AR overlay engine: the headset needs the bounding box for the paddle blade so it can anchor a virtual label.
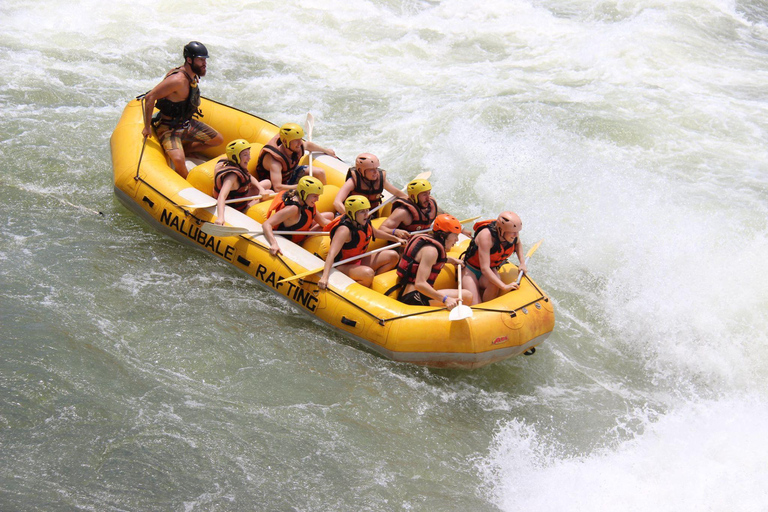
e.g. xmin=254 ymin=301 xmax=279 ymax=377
xmin=201 ymin=223 xmax=251 ymax=237
xmin=525 ymin=239 xmax=543 ymax=260
xmin=449 ymin=304 xmax=473 ymax=321
xmin=277 ymin=266 xmax=323 ymax=284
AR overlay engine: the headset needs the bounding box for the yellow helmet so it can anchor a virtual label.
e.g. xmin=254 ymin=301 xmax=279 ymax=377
xmin=279 ymin=123 xmax=305 ymax=148
xmin=225 ymin=139 xmax=251 ymax=165
xmin=406 ymin=179 xmax=432 ymax=202
xmin=297 ymin=176 xmax=323 ymax=202
xmin=344 ymin=195 xmax=371 ymax=222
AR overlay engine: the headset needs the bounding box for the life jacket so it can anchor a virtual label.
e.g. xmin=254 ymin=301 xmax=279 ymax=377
xmin=396 ymin=234 xmax=447 ymax=288
xmin=213 ymin=158 xmax=251 ymax=212
xmin=462 ymin=220 xmax=518 ymax=270
xmin=154 ymin=67 xmax=202 ymax=128
xmin=255 ymin=135 xmax=302 ymax=184
xmin=390 ymin=196 xmax=438 ymax=232
xmin=324 ymin=216 xmax=374 ymax=262
xmin=266 ymin=190 xmax=316 ymax=243
xmin=343 ymin=167 xmax=386 ymax=208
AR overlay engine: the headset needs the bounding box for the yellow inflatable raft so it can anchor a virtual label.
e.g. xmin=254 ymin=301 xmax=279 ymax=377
xmin=110 ymin=97 xmax=554 ymax=369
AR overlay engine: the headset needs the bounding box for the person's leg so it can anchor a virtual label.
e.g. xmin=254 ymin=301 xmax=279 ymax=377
xmin=479 ymin=271 xmax=503 ymax=303
xmin=158 ymin=127 xmax=189 ymax=178
xmin=367 ymin=249 xmax=399 ymax=275
xmin=427 ymin=287 xmax=473 ymax=307
xmin=461 ymin=267 xmax=482 ymax=305
xmin=184 ymin=120 xmax=223 ymax=155
xmin=339 ymin=262 xmax=375 ymax=287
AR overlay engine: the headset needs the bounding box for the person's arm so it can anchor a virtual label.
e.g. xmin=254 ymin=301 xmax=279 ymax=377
xmin=313 ymin=210 xmax=331 ymax=228
xmin=378 ymin=208 xmax=412 ymax=239
xmin=141 ymin=74 xmax=184 ymax=138
xmin=261 ymin=154 xmax=294 ymax=192
xmin=333 ymin=179 xmax=356 ymax=215
xmin=262 ymin=205 xmax=298 ymax=256
xmin=372 ymin=224 xmax=406 ymax=244
xmin=515 ymin=239 xmax=527 ymax=275
xmin=413 ymin=246 xmax=459 ymax=309
xmin=304 ymin=141 xmax=336 ymax=158
xmin=446 ymin=256 xmax=463 ymax=267
xmin=214 ymin=175 xmax=237 ymax=226
xmin=318 ymin=226 xmax=350 ymax=290
xmin=382 ymin=179 xmax=408 ymax=200
xmin=249 ymin=174 xmax=270 ymax=195
xmin=476 ymin=230 xmax=518 ymax=292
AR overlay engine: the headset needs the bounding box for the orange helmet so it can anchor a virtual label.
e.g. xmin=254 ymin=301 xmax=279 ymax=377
xmin=433 ymin=214 xmax=462 ymax=234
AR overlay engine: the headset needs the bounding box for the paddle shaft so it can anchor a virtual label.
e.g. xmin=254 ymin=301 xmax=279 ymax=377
xmin=201 ymin=222 xmax=329 ymax=238
xmin=180 ymin=193 xmax=275 ymax=209
xmin=515 ymin=239 xmax=543 ymax=284
xmin=408 ymin=216 xmax=480 ymax=235
xmin=278 ymin=242 xmax=402 ymax=284
xmin=306 ymin=113 xmax=315 ymax=177
xmin=369 ymin=171 xmax=432 ymax=215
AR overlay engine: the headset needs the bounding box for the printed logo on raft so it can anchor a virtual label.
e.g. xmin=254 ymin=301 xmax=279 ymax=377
xmin=159 ymin=208 xmax=319 ymax=313
xmin=491 ymin=336 xmax=508 ymax=345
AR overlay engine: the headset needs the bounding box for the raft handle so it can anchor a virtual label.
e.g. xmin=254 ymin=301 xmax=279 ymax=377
xmin=523 ymin=347 xmax=536 ymax=356
xmin=142 ymin=196 xmax=155 ymax=208
xmin=341 ymin=316 xmax=357 ymax=328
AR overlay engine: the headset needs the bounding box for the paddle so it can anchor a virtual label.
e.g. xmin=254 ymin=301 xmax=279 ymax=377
xmin=179 ymin=193 xmax=275 ymax=209
xmin=201 ymin=223 xmax=330 ymax=238
xmin=409 ymin=215 xmax=480 ymax=235
xmin=449 ymin=263 xmax=473 ymax=320
xmin=369 ymin=171 xmax=432 ymax=215
xmin=305 ymin=112 xmax=315 ymax=177
xmin=515 ymin=239 xmax=543 ymax=285
xmin=278 ymin=242 xmax=402 ymax=284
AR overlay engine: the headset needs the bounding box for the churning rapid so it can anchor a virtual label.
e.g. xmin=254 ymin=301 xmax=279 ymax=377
xmin=1 ymin=0 xmax=767 ymax=510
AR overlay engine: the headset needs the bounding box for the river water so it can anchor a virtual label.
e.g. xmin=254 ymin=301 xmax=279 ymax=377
xmin=2 ymin=0 xmax=767 ymax=510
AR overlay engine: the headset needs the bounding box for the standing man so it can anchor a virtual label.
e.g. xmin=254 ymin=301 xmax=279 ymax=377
xmin=461 ymin=211 xmax=527 ymax=305
xmin=142 ymin=41 xmax=224 ymax=178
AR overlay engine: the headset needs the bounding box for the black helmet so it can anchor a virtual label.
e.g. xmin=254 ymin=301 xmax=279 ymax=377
xmin=183 ymin=41 xmax=208 ymax=60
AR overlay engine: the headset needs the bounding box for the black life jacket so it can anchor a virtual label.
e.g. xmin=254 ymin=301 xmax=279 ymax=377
xmin=154 ymin=67 xmax=202 ymax=128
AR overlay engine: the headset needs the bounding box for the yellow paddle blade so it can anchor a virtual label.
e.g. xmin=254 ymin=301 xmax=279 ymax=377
xmin=278 ymin=265 xmax=324 ymax=284
xmin=525 ymin=239 xmax=543 ymax=260
xmin=458 ymin=215 xmax=480 ymax=224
